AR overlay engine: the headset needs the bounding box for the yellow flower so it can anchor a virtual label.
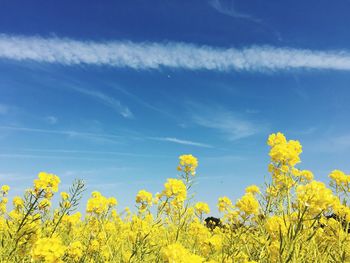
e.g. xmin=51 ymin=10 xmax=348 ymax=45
xmin=88 ymin=239 xmax=100 ymax=253
xmin=136 ymin=190 xmax=153 ymax=205
xmin=329 ymin=170 xmax=349 ymax=187
xmin=60 ymin=191 xmax=69 ymax=200
xmin=268 ymin=240 xmax=280 ymax=262
xmin=267 ymin=132 xmax=287 ymax=147
xmin=194 ymin=202 xmax=210 ymax=215
xmin=217 ymin=196 xmax=233 ymax=212
xmin=13 ymin=196 xmax=24 ymax=209
xmin=236 ymin=192 xmax=260 ymax=216
xmin=86 ymin=191 xmax=111 ymax=215
xmin=33 ymin=172 xmax=60 ymax=196
xmin=108 ymin=197 xmax=118 ymax=207
xmin=31 ymin=236 xmax=66 ymax=262
xmin=62 ymin=212 xmax=81 ymax=225
xmin=162 ymin=178 xmax=187 ymax=202
xmin=245 ymin=185 xmax=260 ymax=194
xmin=162 ymin=243 xmax=203 ymax=263
xmin=178 ymin=154 xmax=198 ymax=176
xmin=66 ymin=241 xmax=83 ymax=261
xmin=1 ymin=185 xmax=10 ymax=194
xmin=205 ymin=235 xmax=222 ymax=251
xmin=268 ymin=133 xmax=302 ymax=167
xmin=297 ymin=181 xmax=336 ymax=216
xmin=299 ymin=170 xmax=314 ymax=181
xmin=266 ymin=186 xmax=279 ymax=197
xmin=265 ymin=215 xmax=288 ymax=239
xmin=1 ymin=197 xmax=8 ymax=204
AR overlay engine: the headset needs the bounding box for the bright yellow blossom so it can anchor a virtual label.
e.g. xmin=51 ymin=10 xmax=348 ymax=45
xmin=236 ymin=192 xmax=260 ymax=216
xmin=329 ymin=170 xmax=349 ymax=187
xmin=194 ymin=201 xmax=210 ymax=215
xmin=31 ymin=236 xmax=66 ymax=262
xmin=162 ymin=178 xmax=187 ymax=201
xmin=245 ymin=185 xmax=260 ymax=194
xmin=178 ymin=154 xmax=198 ymax=176
xmin=12 ymin=196 xmax=24 ymax=208
xmin=217 ymin=196 xmax=233 ymax=212
xmin=33 ymin=172 xmax=60 ymax=196
xmin=162 ymin=243 xmax=203 ymax=263
xmin=60 ymin=191 xmax=69 ymax=200
xmin=1 ymin=185 xmax=10 ymax=194
xmin=66 ymin=241 xmax=83 ymax=261
xmin=136 ymin=189 xmax=153 ymax=204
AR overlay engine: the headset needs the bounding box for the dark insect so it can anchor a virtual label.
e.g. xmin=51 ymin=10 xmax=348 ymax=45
xmin=204 ymin=217 xmax=223 ymax=230
xmin=321 ymin=213 xmax=350 ymax=233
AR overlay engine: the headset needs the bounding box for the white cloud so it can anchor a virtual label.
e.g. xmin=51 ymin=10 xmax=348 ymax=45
xmin=153 ymin=137 xmax=212 ymax=148
xmin=189 ymin=103 xmax=263 ymax=140
xmin=1 ymin=34 xmax=350 ymax=72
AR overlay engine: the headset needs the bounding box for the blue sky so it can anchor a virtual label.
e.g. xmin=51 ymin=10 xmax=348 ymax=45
xmin=1 ymin=0 xmax=350 ymax=214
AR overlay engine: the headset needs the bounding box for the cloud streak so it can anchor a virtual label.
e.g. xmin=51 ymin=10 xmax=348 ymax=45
xmin=0 ymin=126 xmax=210 ymax=148
xmin=1 ymin=34 xmax=350 ymax=72
xmin=189 ymin=103 xmax=263 ymax=140
xmin=0 ymin=153 xmax=122 ymax=161
xmin=68 ymin=86 xmax=133 ymax=119
xmin=0 ymin=126 xmax=124 ymax=143
xmin=209 ymin=0 xmax=261 ymax=23
xmin=152 ymin=137 xmax=212 ymax=148
xmin=1 ymin=148 xmax=169 ymax=158
xmin=0 ymin=104 xmax=9 ymax=115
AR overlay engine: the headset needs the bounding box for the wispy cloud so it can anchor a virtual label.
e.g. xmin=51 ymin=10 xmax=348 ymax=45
xmin=0 ymin=153 xmax=122 ymax=161
xmin=113 ymin=86 xmax=176 ymax=120
xmin=45 ymin=115 xmax=58 ymax=124
xmin=68 ymin=86 xmax=133 ymax=119
xmin=2 ymin=34 xmax=350 ymax=72
xmin=209 ymin=0 xmax=261 ymax=23
xmin=0 ymin=126 xmax=124 ymax=143
xmin=309 ymin=134 xmax=350 ymax=153
xmin=152 ymin=137 xmax=212 ymax=148
xmin=189 ymin=103 xmax=264 ymax=140
xmin=0 ymin=104 xmax=9 ymax=115
xmin=0 ymin=125 xmax=210 ymax=148
xmin=0 ymin=173 xmax=33 ymax=181
xmin=1 ymin=148 xmax=168 ymax=158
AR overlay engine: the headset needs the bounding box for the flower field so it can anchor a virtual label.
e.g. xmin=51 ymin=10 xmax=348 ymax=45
xmin=1 ymin=132 xmax=350 ymax=262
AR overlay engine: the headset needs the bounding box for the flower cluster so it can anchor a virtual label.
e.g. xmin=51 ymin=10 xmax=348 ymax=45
xmin=194 ymin=202 xmax=210 ymax=216
xmin=33 ymin=172 xmax=60 ymax=197
xmin=136 ymin=189 xmax=153 ymax=211
xmin=268 ymin=132 xmax=302 ymax=166
xmin=162 ymin=178 xmax=187 ymax=202
xmin=86 ymin=191 xmax=117 ymax=215
xmin=0 ymin=133 xmax=349 ymax=263
xmin=177 ymin=154 xmax=198 ymax=176
xmin=31 ymin=237 xmax=66 ymax=262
